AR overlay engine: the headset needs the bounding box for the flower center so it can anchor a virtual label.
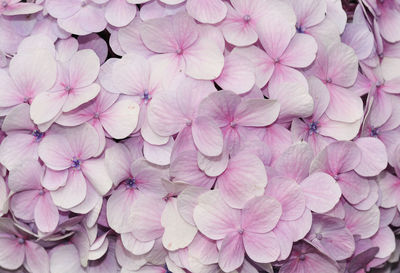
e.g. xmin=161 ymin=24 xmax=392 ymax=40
xmin=1 ymin=1 xmax=7 ymax=8
xmin=142 ymin=90 xmax=151 ymax=103
xmin=93 ymin=112 xmax=100 ymax=119
xmin=243 ymin=15 xmax=251 ymax=22
xmin=64 ymin=85 xmax=72 ymax=93
xmin=18 ymin=238 xmax=25 ymax=245
xmin=185 ymin=120 xmax=192 ymax=126
xmin=370 ymin=128 xmax=379 ymax=137
xmin=176 ymin=48 xmax=183 ymax=55
xmin=333 ymin=174 xmax=339 ymax=181
xmin=32 ymin=130 xmax=45 ymax=142
xmin=308 ymin=121 xmax=318 ymax=135
xmin=81 ymin=0 xmax=87 ymax=7
xmin=125 ymin=177 xmax=137 ymax=189
xmin=38 ymin=189 xmax=45 ymax=196
xmin=326 ymin=78 xmax=332 ymax=84
xmin=316 ymin=233 xmax=323 ymax=240
xmin=238 ymin=229 xmax=244 ymax=235
xmin=71 ymin=157 xmax=81 ymax=169
xmin=299 ymin=254 xmax=306 ymax=261
xmin=296 ymin=24 xmax=305 ymax=33
xmin=230 ymin=121 xmax=237 ymax=128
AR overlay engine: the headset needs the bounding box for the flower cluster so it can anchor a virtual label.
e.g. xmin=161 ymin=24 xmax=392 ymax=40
xmin=0 ymin=0 xmax=400 ymax=273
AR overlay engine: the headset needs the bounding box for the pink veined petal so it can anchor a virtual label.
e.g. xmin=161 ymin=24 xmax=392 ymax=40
xmin=81 ymin=158 xmax=112 ymax=196
xmin=161 ymin=198 xmax=197 ymax=251
xmin=2 ymin=103 xmax=34 ymax=131
xmin=273 ymin=222 xmax=294 ymax=260
xmin=193 ymin=190 xmax=241 ymax=240
xmin=0 ymin=237 xmax=25 ymax=270
xmin=317 ymin=43 xmax=358 ymax=87
xmin=218 ymin=232 xmax=245 ymax=272
xmin=34 ymin=193 xmax=59 ymax=233
xmin=118 ymin=19 xmax=153 ymax=57
xmin=46 ymin=0 xmax=82 ymax=19
xmin=106 ymin=188 xmax=137 ymax=233
xmin=0 ymin=133 xmax=39 ymax=170
xmin=50 ymin=169 xmax=87 ymax=209
xmin=147 ymin=90 xmax=187 ymax=136
xmin=220 ymin=4 xmax=258 ymax=47
xmin=9 ymin=49 xmax=57 ymax=97
xmin=265 ymin=177 xmax=306 ymax=221
xmin=101 ymin=98 xmax=140 ymax=139
xmin=215 ymin=52 xmax=256 ymax=94
xmin=140 ymin=14 xmax=196 ymax=53
xmin=105 ymin=0 xmax=137 ymax=27
xmin=49 ymin=245 xmax=85 ymax=273
xmin=308 ymin=76 xmax=330 ymax=121
xmin=7 ymin=159 xmax=42 ymax=193
xmin=188 ymin=233 xmax=218 ymax=265
xmin=267 ymin=67 xmax=314 ymax=122
xmin=381 ymin=57 xmax=400 ymax=81
xmin=192 ymin=116 xmax=223 ymax=157
xmin=355 ymin=180 xmax=379 ymax=211
xmin=370 ymin=226 xmax=395 ymax=258
xmin=177 ymin=186 xmax=208 ymax=226
xmin=121 ymin=233 xmax=154 ymax=255
xmin=116 ymin=237 xmax=147 ymax=270
xmin=217 ymin=152 xmax=268 ymax=209
xmin=104 ymin=144 xmax=132 ymax=185
xmin=183 ymin=35 xmax=224 ymax=80
xmin=131 ymin=159 xmax=167 ymax=196
xmin=300 ymin=172 xmax=341 ymax=213
xmin=354 ymin=137 xmax=388 ymax=177
xmin=242 ymin=196 xmax=282 ymax=233
xmin=25 ymin=241 xmax=50 ymax=273
xmin=30 ymin=91 xmax=66 ymax=124
xmin=143 ymin=138 xmax=174 ymax=166
xmin=56 ymin=37 xmax=79 ymax=63
xmin=131 ymin=196 xmax=165 ymax=241
xmin=318 ymin=115 xmax=362 ymax=141
xmin=68 ymin=49 xmax=100 ymax=88
xmin=310 ymin=141 xmax=362 ymax=175
xmin=78 ymin=34 xmax=108 ymax=65
xmin=256 ymin=15 xmax=295 ymax=60
xmin=273 ymin=142 xmax=314 ymax=183
xmin=69 ymin=182 xmax=100 ymax=214
xmin=342 ymin=21 xmax=374 ymax=60
xmin=243 ymin=231 xmax=280 ymax=263
xmin=325 ymin=84 xmax=364 ymax=123
xmin=377 ymin=5 xmax=400 ymax=43
xmin=112 ymin=54 xmax=152 ymax=96
xmin=38 ymin=134 xmax=73 ymax=171
xmin=186 ymin=0 xmax=227 ymax=24
xmin=231 ymin=46 xmax=275 ymax=88
xmin=344 ymin=203 xmax=380 ymax=239
xmin=10 ymin=190 xmax=39 ymax=221
xmin=280 ymin=33 xmax=318 ymax=68
xmin=65 ymin=123 xmax=99 ymax=160
xmin=337 ymin=171 xmax=370 ymax=205
xmin=63 ymin=84 xmax=100 ymax=112
xmin=76 ymin=4 xmax=107 ymax=34
xmin=170 ymin=152 xmax=215 ymax=188
xmin=2 ymin=2 xmax=42 ymax=16
xmin=378 ymin=171 xmax=400 ymax=208
xmin=42 ymin=168 xmax=69 ymax=191
xmin=288 ymin=0 xmax=327 ymax=29
xmin=307 ymin=214 xmax=355 ymax=261
xmin=0 ymin=69 xmax=20 ymax=108
xmin=234 ymin=98 xmax=280 ymax=127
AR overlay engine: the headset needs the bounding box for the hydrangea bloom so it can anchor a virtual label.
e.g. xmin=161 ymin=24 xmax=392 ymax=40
xmin=0 ymin=0 xmax=399 ymax=272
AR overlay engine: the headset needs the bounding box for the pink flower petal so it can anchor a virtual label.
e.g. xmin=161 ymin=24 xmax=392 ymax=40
xmin=42 ymin=169 xmax=69 ymax=191
xmin=192 ymin=116 xmax=223 ymax=157
xmin=0 ymin=69 xmax=20 ymax=108
xmin=186 ymin=0 xmax=227 ymax=24
xmin=10 ymin=190 xmax=39 ymax=221
xmin=101 ymin=98 xmax=140 ymax=139
xmin=106 ymin=188 xmax=137 ymax=233
xmin=30 ymin=91 xmax=66 ymax=124
xmin=69 ymin=49 xmax=100 ymax=88
xmin=81 ymin=158 xmax=112 ymax=196
xmin=234 ymin=98 xmax=280 ymax=127
xmin=215 ymin=52 xmax=256 ymax=94
xmin=281 ymin=33 xmax=317 ymax=68
xmin=354 ymin=137 xmax=388 ymax=177
xmin=0 ymin=237 xmax=25 ymax=270
xmin=105 ymin=0 xmax=137 ymax=27
xmin=25 ymin=241 xmax=50 ymax=273
xmin=300 ymin=172 xmax=341 ymax=213
xmin=344 ymin=203 xmax=380 ymax=239
xmin=242 ymin=196 xmax=282 ymax=233
xmin=161 ymin=198 xmax=197 ymax=251
xmin=243 ymin=231 xmax=280 ymax=263
xmin=50 ymin=170 xmax=87 ymax=209
xmin=265 ymin=177 xmax=306 ymax=221
xmin=121 ymin=233 xmax=154 ymax=255
xmin=370 ymin=227 xmax=395 ymax=258
xmin=193 ymin=190 xmax=241 ymax=240
xmin=218 ymin=232 xmax=244 ymax=272
xmin=217 ymin=152 xmax=267 ymax=209
xmin=338 ymin=171 xmax=370 ymax=205
xmin=49 ymin=244 xmax=84 ymax=273
xmin=63 ymin=84 xmax=100 ymax=112
xmin=34 ymin=193 xmax=59 ymax=233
